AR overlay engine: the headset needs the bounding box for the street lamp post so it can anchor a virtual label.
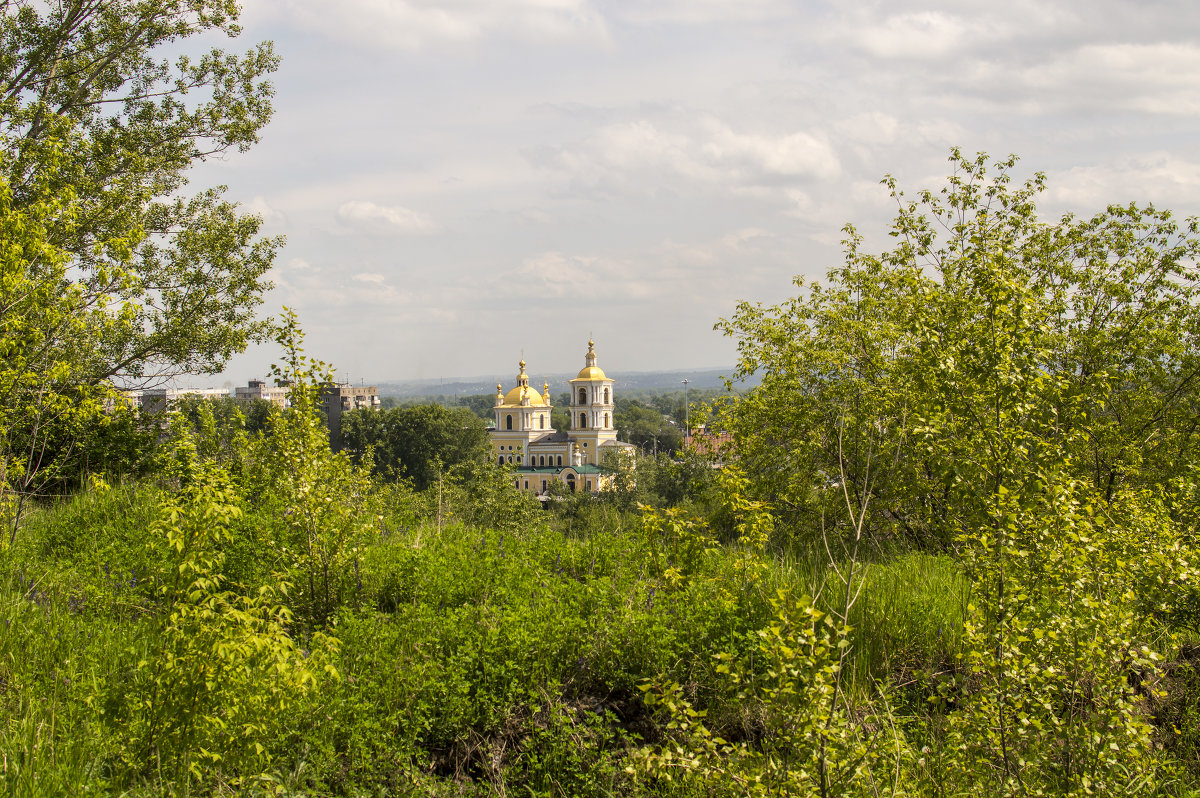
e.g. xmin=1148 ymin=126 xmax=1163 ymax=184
xmin=681 ymin=378 xmax=690 ymax=446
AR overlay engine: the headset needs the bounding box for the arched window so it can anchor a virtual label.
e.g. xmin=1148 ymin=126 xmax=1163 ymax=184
xmin=604 ymin=412 xmax=609 ymax=428
xmin=567 ymin=474 xmax=576 ymax=492
xmin=505 ymin=414 xmax=513 ymax=430
xmin=603 ymin=387 xmax=609 ymax=403
xmin=579 ymin=413 xmax=587 ymax=429
xmin=507 ymin=455 xmax=513 ymax=463
xmin=578 ymin=388 xmax=586 ymax=404
xmin=556 ymin=455 xmax=563 ymax=466
xmin=539 ymin=414 xmax=545 ymax=429
xmin=498 ymin=456 xmax=504 ymax=465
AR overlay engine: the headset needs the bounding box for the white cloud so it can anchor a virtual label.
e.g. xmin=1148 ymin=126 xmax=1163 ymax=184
xmin=1047 ymin=153 xmax=1200 ymax=212
xmin=1020 ymin=43 xmax=1200 ymax=115
xmin=335 ymin=200 xmax=438 ymax=235
xmin=846 ymin=10 xmax=986 ymax=61
xmin=267 ymin=0 xmax=611 ymax=50
xmin=495 ymin=251 xmax=627 ymax=301
xmin=835 ymin=112 xmax=901 ymax=146
xmin=545 ymin=115 xmax=839 ymax=196
xmin=700 ymin=120 xmax=840 ymax=180
xmin=243 ymin=195 xmax=286 ymax=228
xmin=613 ymin=0 xmax=794 ymax=25
xmin=822 ymin=4 xmax=1200 ymax=117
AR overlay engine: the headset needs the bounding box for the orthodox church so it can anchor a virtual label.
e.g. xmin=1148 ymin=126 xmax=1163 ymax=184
xmin=491 ymin=340 xmax=634 ymax=496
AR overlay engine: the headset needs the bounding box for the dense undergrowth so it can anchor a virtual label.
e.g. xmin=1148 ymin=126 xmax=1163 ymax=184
xmin=0 ymin=453 xmax=985 ymax=796
xmin=2 ymin=462 xmax=1196 ymax=795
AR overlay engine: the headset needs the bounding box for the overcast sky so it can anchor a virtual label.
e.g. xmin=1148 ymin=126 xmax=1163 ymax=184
xmin=196 ymin=0 xmax=1200 ymax=387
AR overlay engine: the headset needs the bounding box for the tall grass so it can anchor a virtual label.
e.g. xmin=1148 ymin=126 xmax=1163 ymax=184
xmin=767 ymin=545 xmax=967 ymax=695
xmin=1 ymin=480 xmax=973 ymax=794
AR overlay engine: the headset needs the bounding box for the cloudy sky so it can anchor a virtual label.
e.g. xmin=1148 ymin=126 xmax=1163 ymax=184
xmin=197 ymin=0 xmax=1200 ymax=386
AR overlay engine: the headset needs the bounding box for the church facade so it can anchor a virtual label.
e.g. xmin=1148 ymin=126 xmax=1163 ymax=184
xmin=491 ymin=341 xmax=634 ymax=496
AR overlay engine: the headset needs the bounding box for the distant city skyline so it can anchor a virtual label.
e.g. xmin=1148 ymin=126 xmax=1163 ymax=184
xmin=192 ymin=0 xmax=1200 ymax=386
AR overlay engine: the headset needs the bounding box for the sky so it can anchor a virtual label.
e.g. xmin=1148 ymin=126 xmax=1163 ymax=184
xmin=194 ymin=0 xmax=1200 ymax=387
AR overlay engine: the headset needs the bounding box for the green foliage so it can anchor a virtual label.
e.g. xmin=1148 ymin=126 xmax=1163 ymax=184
xmin=0 ymin=0 xmax=282 ymax=383
xmin=129 ymin=459 xmax=336 ymax=787
xmin=0 ymin=161 xmax=120 ymax=542
xmin=635 ymin=590 xmax=893 ymax=797
xmin=341 ymin=402 xmax=490 ymax=489
xmin=242 ymin=309 xmax=375 ymax=628
xmin=5 ymin=142 xmax=1200 ymax=794
xmin=616 ymin=399 xmax=683 ymax=454
xmin=919 ymin=474 xmax=1191 ymax=796
xmin=717 ymin=150 xmax=1200 ymax=549
xmin=1 ymin=0 xmax=282 ymax=540
xmin=439 ymin=458 xmax=546 ymax=535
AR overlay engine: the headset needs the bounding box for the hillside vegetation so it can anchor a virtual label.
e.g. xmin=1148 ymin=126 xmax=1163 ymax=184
xmin=3 ymin=153 xmax=1200 ymax=796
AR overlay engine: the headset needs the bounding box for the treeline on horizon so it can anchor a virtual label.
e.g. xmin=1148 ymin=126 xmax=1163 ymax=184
xmin=374 ymin=387 xmax=727 ymax=457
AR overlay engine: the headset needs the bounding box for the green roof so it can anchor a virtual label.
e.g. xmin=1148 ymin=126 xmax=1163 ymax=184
xmin=514 ymin=465 xmax=612 ymax=475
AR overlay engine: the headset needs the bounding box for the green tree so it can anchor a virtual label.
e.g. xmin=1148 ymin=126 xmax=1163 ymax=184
xmin=341 ymin=403 xmax=490 ymax=490
xmin=239 ymin=310 xmax=374 ymax=628
xmin=0 ymin=156 xmax=124 ymax=539
xmin=0 ymin=0 xmax=280 ymax=526
xmin=615 ymin=399 xmax=682 ymax=454
xmin=552 ymin=391 xmax=571 ymax=431
xmin=456 ymin=392 xmax=495 ymax=419
xmin=0 ymin=0 xmax=281 ymax=384
xmin=718 ymin=150 xmax=1200 ymax=548
xmin=703 ymin=150 xmax=1197 ymax=792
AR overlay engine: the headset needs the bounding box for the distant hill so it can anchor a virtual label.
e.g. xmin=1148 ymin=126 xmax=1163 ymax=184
xmin=375 ymin=367 xmax=755 ymax=399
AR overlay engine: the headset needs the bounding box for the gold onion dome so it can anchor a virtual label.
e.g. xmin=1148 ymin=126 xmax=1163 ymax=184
xmin=504 ymin=385 xmax=547 ymax=406
xmin=575 ymin=339 xmax=607 ymax=380
xmin=503 ymin=359 xmax=548 ymax=406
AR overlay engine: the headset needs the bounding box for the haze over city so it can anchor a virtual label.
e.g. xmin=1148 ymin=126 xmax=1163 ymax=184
xmin=200 ymin=0 xmax=1200 ymax=385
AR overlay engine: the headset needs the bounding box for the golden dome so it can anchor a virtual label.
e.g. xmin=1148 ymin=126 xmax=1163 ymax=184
xmin=499 ymin=358 xmax=548 ymax=406
xmin=573 ymin=339 xmax=607 ymax=380
xmin=503 ymin=385 xmax=548 ymax=406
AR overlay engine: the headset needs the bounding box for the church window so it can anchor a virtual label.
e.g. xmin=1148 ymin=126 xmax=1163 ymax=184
xmin=524 ymin=480 xmax=529 ymax=490
xmin=539 ymin=455 xmax=545 ymax=466
xmin=556 ymin=455 xmax=563 ymax=466
xmin=508 ymin=455 xmax=513 ymax=463
xmin=541 ymin=480 xmax=547 ymax=492
xmin=498 ymin=456 xmax=504 ymax=465
xmin=539 ymin=415 xmax=545 ymax=429
xmin=579 ymin=412 xmax=587 ymax=429
xmin=578 ymin=388 xmax=586 ymax=404
xmin=514 ymin=479 xmax=520 ymax=488
xmin=603 ymin=387 xmax=609 ymax=403
xmin=586 ymin=480 xmax=592 ymax=490
xmin=604 ymin=412 xmax=609 ymax=428
xmin=505 ymin=414 xmax=512 ymax=430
